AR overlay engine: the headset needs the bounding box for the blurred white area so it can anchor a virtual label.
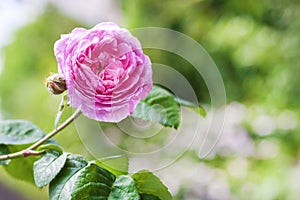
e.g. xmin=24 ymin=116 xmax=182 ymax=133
xmin=193 ymin=102 xmax=255 ymax=158
xmin=0 ymin=0 xmax=46 ymax=47
xmin=0 ymin=0 xmax=47 ymax=73
xmin=158 ymin=157 xmax=230 ymax=199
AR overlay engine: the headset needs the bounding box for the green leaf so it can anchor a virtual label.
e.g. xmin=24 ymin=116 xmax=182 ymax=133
xmin=132 ymin=85 xmax=180 ymax=129
xmin=71 ymin=163 xmax=116 ymax=200
xmin=0 ymin=144 xmax=10 ymax=165
xmin=175 ymin=97 xmax=206 ymax=117
xmin=37 ymin=143 xmax=64 ymax=154
xmin=140 ymin=194 xmax=160 ymax=200
xmin=132 ymin=170 xmax=172 ymax=200
xmin=0 ymin=120 xmax=44 ymax=145
xmin=108 ymin=175 xmax=140 ymax=200
xmin=34 ymin=150 xmax=67 ymax=187
xmin=49 ymin=154 xmax=88 ymax=200
xmin=49 ymin=155 xmax=116 ymax=200
xmin=4 ymin=144 xmax=37 ymax=184
xmin=96 ymin=155 xmax=128 ymax=177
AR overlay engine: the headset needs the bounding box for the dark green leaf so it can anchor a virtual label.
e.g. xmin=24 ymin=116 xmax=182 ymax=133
xmin=49 ymin=154 xmax=88 ymax=200
xmin=0 ymin=120 xmax=44 ymax=145
xmin=132 ymin=170 xmax=172 ymax=200
xmin=96 ymin=155 xmax=128 ymax=177
xmin=34 ymin=150 xmax=67 ymax=187
xmin=4 ymin=144 xmax=37 ymax=184
xmin=71 ymin=163 xmax=116 ymax=200
xmin=0 ymin=144 xmax=10 ymax=165
xmin=108 ymin=175 xmax=140 ymax=200
xmin=132 ymin=85 xmax=180 ymax=129
xmin=140 ymin=194 xmax=160 ymax=200
xmin=175 ymin=97 xmax=206 ymax=117
xmin=50 ymin=155 xmax=115 ymax=200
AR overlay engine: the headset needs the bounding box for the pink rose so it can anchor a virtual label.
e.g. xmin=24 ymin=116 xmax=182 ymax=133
xmin=54 ymin=22 xmax=152 ymax=122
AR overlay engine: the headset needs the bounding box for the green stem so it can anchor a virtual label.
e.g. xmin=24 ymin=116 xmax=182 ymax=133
xmin=0 ymin=108 xmax=81 ymax=161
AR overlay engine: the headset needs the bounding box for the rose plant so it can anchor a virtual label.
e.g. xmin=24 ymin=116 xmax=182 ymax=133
xmin=0 ymin=22 xmax=203 ymax=199
xmin=54 ymin=22 xmax=152 ymax=122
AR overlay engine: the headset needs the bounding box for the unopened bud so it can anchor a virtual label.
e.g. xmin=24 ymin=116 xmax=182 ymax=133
xmin=45 ymin=73 xmax=67 ymax=95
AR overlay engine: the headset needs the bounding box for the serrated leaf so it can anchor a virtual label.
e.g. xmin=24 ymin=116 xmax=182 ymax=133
xmin=34 ymin=150 xmax=67 ymax=187
xmin=0 ymin=144 xmax=10 ymax=165
xmin=4 ymin=144 xmax=37 ymax=184
xmin=132 ymin=85 xmax=180 ymax=129
xmin=175 ymin=97 xmax=206 ymax=117
xmin=132 ymin=170 xmax=172 ymax=200
xmin=108 ymin=175 xmax=140 ymax=200
xmin=0 ymin=120 xmax=44 ymax=145
xmin=49 ymin=155 xmax=116 ymax=200
xmin=96 ymin=155 xmax=128 ymax=177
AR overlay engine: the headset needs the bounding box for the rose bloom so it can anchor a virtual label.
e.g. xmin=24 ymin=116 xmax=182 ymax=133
xmin=54 ymin=22 xmax=152 ymax=122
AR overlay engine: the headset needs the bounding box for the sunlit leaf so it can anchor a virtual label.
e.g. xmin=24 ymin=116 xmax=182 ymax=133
xmin=132 ymin=170 xmax=172 ymax=200
xmin=96 ymin=155 xmax=128 ymax=177
xmin=132 ymin=85 xmax=180 ymax=129
xmin=175 ymin=97 xmax=206 ymax=117
xmin=34 ymin=150 xmax=67 ymax=187
xmin=108 ymin=175 xmax=140 ymax=200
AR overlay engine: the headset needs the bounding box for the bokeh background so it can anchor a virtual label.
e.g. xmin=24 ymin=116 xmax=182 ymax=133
xmin=0 ymin=0 xmax=299 ymax=199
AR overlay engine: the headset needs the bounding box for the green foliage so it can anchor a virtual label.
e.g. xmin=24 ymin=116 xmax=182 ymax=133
xmin=140 ymin=194 xmax=160 ymax=200
xmin=132 ymin=170 xmax=172 ymax=200
xmin=0 ymin=88 xmax=189 ymax=199
xmin=34 ymin=150 xmax=67 ymax=187
xmin=122 ymin=0 xmax=300 ymax=109
xmin=121 ymin=3 xmax=300 ymax=198
xmin=108 ymin=175 xmax=140 ymax=200
xmin=0 ymin=120 xmax=45 ymax=183
xmin=132 ymin=85 xmax=180 ymax=129
xmin=0 ymin=120 xmax=44 ymax=145
xmin=0 ymin=118 xmax=173 ymax=199
xmin=96 ymin=155 xmax=129 ymax=177
xmin=49 ymin=154 xmax=88 ymax=200
xmin=69 ymin=163 xmax=115 ymax=200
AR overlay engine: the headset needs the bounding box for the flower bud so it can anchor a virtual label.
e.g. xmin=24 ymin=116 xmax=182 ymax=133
xmin=45 ymin=73 xmax=67 ymax=95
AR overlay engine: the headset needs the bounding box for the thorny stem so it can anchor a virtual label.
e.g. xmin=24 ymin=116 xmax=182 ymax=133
xmin=0 ymin=108 xmax=81 ymax=161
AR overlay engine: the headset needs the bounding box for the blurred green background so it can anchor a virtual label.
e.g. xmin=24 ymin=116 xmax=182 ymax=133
xmin=0 ymin=0 xmax=300 ymax=199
